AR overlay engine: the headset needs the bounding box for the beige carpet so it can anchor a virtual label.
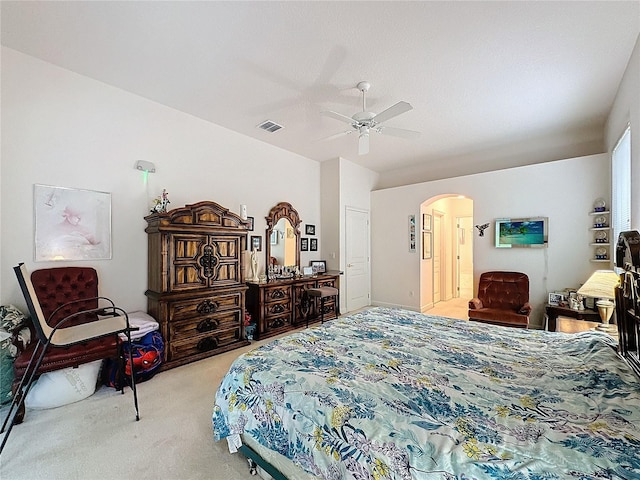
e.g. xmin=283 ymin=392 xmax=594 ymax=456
xmin=0 ymin=337 xmax=281 ymax=480
xmin=427 ymin=297 xmax=470 ymax=320
xmin=0 ymin=301 xmax=468 ymax=480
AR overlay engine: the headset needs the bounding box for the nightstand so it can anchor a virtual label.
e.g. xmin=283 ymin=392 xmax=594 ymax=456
xmin=545 ymin=304 xmax=601 ymax=331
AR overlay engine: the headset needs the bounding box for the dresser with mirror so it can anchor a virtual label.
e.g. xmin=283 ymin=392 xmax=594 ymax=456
xmin=246 ymin=201 xmax=340 ymax=339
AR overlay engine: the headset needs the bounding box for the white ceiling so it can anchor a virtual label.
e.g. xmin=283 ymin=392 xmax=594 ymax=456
xmin=2 ymin=1 xmax=639 ymax=187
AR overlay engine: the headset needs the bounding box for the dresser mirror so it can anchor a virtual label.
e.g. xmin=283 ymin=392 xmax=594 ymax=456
xmin=265 ymin=202 xmax=301 ymax=279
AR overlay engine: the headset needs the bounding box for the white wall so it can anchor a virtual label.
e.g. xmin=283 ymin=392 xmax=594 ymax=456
xmin=371 ymin=153 xmax=609 ymax=328
xmin=606 ymin=33 xmax=639 ymax=231
xmin=321 ymin=157 xmax=379 ymax=313
xmin=0 ymin=48 xmax=322 ymax=312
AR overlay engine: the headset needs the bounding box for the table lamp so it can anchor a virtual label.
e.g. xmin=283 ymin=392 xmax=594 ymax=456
xmin=576 ymin=270 xmax=621 ymax=332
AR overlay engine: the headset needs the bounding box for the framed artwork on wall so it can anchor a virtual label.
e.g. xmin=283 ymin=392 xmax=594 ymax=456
xmin=423 ymin=213 xmax=432 ymax=231
xmin=250 ymin=235 xmax=262 ymax=251
xmin=409 ymin=214 xmax=416 ymax=252
xmin=422 ymin=231 xmax=432 ymax=259
xmin=305 ymin=224 xmax=315 ymax=235
xmin=301 ymin=238 xmax=309 ymax=251
xmin=310 ymin=238 xmax=318 ymax=251
xmin=34 ymin=184 xmax=112 ymax=261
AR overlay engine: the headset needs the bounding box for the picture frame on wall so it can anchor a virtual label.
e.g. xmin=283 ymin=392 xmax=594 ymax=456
xmin=301 ymin=237 xmax=309 ymax=251
xmin=409 ymin=215 xmax=416 ymax=252
xmin=423 ymin=213 xmax=432 ymax=231
xmin=422 ymin=231 xmax=432 ymax=259
xmin=250 ymin=235 xmax=262 ymax=252
xmin=310 ymin=238 xmax=318 ymax=251
xmin=246 ymin=216 xmax=254 ymax=231
xmin=305 ymin=224 xmax=315 ymax=235
xmin=34 ymin=184 xmax=112 ymax=261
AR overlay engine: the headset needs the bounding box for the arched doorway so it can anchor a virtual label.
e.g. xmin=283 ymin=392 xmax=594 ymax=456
xmin=419 ymin=195 xmax=473 ymax=317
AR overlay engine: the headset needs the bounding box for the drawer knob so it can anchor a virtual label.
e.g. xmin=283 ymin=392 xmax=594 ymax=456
xmin=270 ymin=304 xmax=285 ymax=314
xmin=197 ymin=318 xmax=219 ymax=333
xmin=197 ymin=300 xmax=219 ymax=314
xmin=197 ymin=337 xmax=219 ymax=352
xmin=270 ymin=289 xmax=286 ymax=299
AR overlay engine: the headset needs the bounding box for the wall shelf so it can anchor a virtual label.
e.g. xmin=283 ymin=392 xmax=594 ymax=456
xmin=589 ymin=202 xmax=610 ymax=262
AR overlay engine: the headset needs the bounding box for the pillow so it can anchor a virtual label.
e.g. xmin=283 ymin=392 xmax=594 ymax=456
xmin=0 ymin=332 xmax=15 ymax=405
xmin=25 ymin=360 xmax=102 ymax=409
xmin=0 ymin=305 xmax=26 ymax=332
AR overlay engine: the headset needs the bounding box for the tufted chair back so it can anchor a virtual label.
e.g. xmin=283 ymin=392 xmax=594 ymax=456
xmin=468 ymin=271 xmax=531 ymax=328
xmin=31 ymin=267 xmax=99 ymax=327
xmin=476 ymin=271 xmax=529 ymax=310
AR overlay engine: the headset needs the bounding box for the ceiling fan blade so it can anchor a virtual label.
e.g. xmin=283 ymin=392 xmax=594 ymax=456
xmin=358 ymin=133 xmax=370 ymax=155
xmin=321 ymin=110 xmax=354 ymax=124
xmin=316 ymin=129 xmax=354 ymax=142
xmin=372 ymin=101 xmax=413 ymax=124
xmin=377 ymin=126 xmax=421 ymax=139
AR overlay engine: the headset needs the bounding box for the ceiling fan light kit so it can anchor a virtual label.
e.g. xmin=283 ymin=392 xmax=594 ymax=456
xmin=321 ymin=81 xmax=421 ymax=155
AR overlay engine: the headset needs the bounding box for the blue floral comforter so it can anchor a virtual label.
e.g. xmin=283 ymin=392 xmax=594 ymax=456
xmin=213 ymin=307 xmax=640 ymax=479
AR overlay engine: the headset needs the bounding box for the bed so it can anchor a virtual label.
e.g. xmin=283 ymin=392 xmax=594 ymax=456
xmin=212 ymin=307 xmax=640 ymax=479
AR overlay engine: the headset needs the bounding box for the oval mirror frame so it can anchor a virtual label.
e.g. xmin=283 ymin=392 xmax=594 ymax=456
xmin=265 ymin=202 xmax=301 ymax=276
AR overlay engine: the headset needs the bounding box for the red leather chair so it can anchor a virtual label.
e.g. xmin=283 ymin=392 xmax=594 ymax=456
xmin=11 ymin=267 xmax=119 ymax=423
xmin=468 ymin=271 xmax=531 ymax=328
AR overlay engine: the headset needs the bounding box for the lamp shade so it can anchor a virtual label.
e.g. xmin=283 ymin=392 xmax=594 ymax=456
xmin=576 ymin=270 xmax=620 ymax=300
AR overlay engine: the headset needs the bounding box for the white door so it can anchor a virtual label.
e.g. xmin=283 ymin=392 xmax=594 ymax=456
xmin=433 ymin=213 xmax=442 ymax=303
xmin=345 ymin=207 xmax=370 ymax=312
xmin=456 ymin=216 xmax=474 ymax=298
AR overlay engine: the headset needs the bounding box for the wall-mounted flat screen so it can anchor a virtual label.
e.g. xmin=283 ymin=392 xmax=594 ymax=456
xmin=495 ymin=217 xmax=548 ymax=248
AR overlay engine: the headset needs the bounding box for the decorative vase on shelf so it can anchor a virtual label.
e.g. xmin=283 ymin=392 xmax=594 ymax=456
xmin=593 ymin=198 xmax=606 ymax=212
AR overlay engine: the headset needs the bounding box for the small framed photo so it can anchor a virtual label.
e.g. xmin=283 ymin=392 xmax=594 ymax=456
xmin=310 ymin=238 xmax=318 ymax=251
xmin=422 ymin=231 xmax=432 ymax=259
xmin=250 ymin=235 xmax=262 ymax=252
xmin=246 ymin=216 xmax=254 ymax=231
xmin=305 ymin=224 xmax=316 ymax=235
xmin=423 ymin=213 xmax=432 ymax=231
xmin=302 ymin=266 xmax=314 ymax=276
xmin=548 ymin=292 xmax=566 ymax=306
xmin=409 ymin=214 xmax=416 ymax=252
xmin=310 ymin=260 xmax=326 ymax=274
xmin=301 ymin=237 xmax=309 ymax=251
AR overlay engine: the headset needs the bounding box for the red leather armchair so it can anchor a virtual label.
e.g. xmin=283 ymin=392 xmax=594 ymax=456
xmin=468 ymin=271 xmax=531 ymax=328
xmin=12 ymin=267 xmax=118 ymax=423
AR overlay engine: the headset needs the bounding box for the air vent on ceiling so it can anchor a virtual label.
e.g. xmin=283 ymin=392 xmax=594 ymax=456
xmin=257 ymin=120 xmax=284 ymax=133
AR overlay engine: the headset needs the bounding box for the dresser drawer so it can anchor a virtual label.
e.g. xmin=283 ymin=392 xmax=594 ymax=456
xmin=168 ymin=326 xmax=241 ymax=362
xmin=317 ymin=278 xmax=337 ymax=289
xmin=170 ymin=308 xmax=242 ymax=342
xmin=265 ymin=299 xmax=291 ymax=317
xmin=264 ymin=285 xmax=292 ymax=303
xmin=169 ymin=292 xmax=242 ymax=322
xmin=265 ymin=313 xmax=293 ymax=331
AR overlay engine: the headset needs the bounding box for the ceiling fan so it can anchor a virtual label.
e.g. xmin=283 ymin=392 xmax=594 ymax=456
xmin=321 ymin=81 xmax=420 ymax=155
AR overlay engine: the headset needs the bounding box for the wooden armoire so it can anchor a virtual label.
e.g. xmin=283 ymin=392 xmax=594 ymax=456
xmin=145 ymin=201 xmax=249 ymax=370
